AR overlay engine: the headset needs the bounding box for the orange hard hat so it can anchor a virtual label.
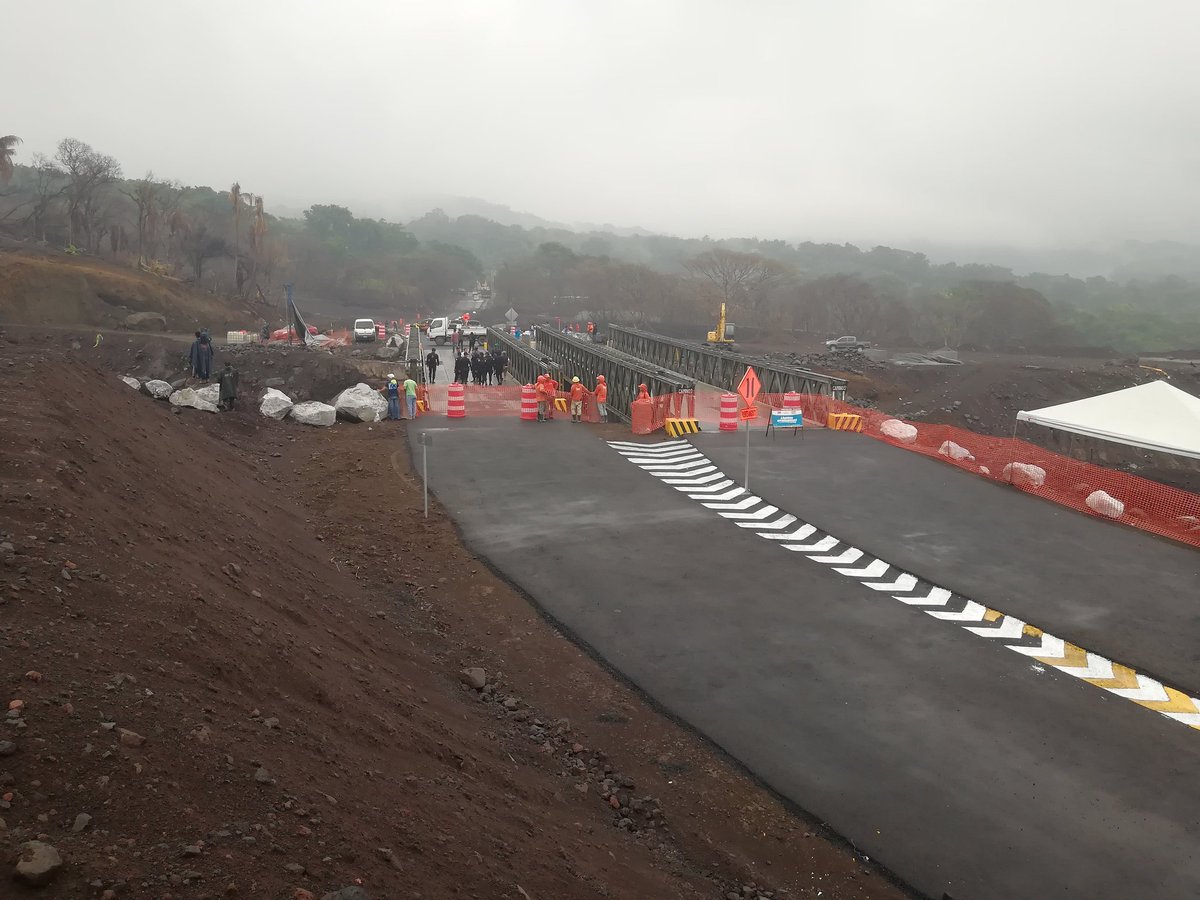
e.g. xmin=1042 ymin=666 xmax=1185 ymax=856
xmin=537 ymin=374 xmax=546 ymax=382
xmin=596 ymin=375 xmax=605 ymax=382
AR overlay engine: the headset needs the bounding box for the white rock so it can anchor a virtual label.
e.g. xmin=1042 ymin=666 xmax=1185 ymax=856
xmin=194 ymin=384 xmax=221 ymax=405
xmin=1002 ymin=462 xmax=1046 ymax=487
xmin=937 ymin=440 xmax=975 ymax=461
xmin=168 ymin=388 xmax=219 ymax=413
xmin=121 ymin=376 xmax=141 ymax=390
xmin=1085 ymin=489 xmax=1124 ymax=518
xmin=979 ymin=466 xmax=991 ymax=475
xmin=15 ymin=840 xmax=63 ymax=886
xmin=333 ymin=383 xmax=388 ymax=423
xmin=879 ymin=418 xmax=919 ymax=444
xmin=144 ymin=379 xmax=173 ymax=399
xmin=291 ymin=401 xmax=337 ymax=427
xmin=260 ymin=388 xmax=294 ymax=420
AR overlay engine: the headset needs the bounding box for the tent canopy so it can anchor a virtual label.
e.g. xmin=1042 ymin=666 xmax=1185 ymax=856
xmin=1016 ymin=380 xmax=1200 ymax=459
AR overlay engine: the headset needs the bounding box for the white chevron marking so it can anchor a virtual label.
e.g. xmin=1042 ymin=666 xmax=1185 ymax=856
xmin=702 ymin=496 xmax=762 ymax=511
xmin=690 ymin=487 xmax=745 ymax=502
xmin=663 ymin=473 xmax=726 ymax=486
xmin=1010 ymin=634 xmax=1065 ymax=659
xmin=627 ymin=452 xmax=703 ymax=464
xmin=928 ymin=600 xmax=986 ymax=622
xmin=637 ymin=459 xmax=708 ymax=471
xmin=1054 ymin=652 xmax=1114 ymax=681
xmin=680 ymin=480 xmax=734 ymax=494
xmin=1164 ymin=712 xmax=1200 ymax=726
xmin=661 ymin=469 xmax=721 ymax=483
xmin=759 ymin=524 xmax=818 ymax=541
xmin=864 ymin=573 xmax=918 ymax=593
xmin=894 ymin=586 xmax=952 ymax=606
xmin=745 ymin=513 xmax=798 ymax=530
xmin=1105 ymin=675 xmax=1170 ymax=703
xmin=609 ymin=440 xmax=690 ymax=451
xmin=781 ymin=535 xmax=839 ymax=553
xmin=965 ymin=616 xmax=1026 ymax=640
xmin=810 ymin=547 xmax=863 ymax=566
xmin=720 ymin=505 xmax=780 ymax=521
xmin=834 ymin=559 xmax=888 ymax=578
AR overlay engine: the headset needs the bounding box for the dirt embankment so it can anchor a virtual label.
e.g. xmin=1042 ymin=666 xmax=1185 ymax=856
xmin=0 ymin=244 xmax=255 ymax=334
xmin=0 ymin=332 xmax=908 ymax=899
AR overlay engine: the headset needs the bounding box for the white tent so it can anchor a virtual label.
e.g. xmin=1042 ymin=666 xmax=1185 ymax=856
xmin=1016 ymin=380 xmax=1200 ymax=459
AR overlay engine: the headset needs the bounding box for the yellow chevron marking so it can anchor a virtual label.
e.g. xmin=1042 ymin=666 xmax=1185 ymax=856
xmin=1023 ymin=624 xmax=1043 ymax=638
xmin=1084 ymin=662 xmax=1140 ymax=691
xmin=1136 ymin=685 xmax=1200 ymax=716
xmin=983 ymin=608 xmax=1003 ymax=622
xmin=1036 ymin=642 xmax=1088 ymax=669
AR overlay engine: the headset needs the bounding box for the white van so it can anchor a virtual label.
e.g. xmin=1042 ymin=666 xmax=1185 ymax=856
xmin=353 ymin=319 xmax=377 ymax=342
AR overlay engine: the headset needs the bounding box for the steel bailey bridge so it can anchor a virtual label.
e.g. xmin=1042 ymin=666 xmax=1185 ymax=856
xmin=534 ymin=327 xmax=696 ymax=424
xmin=486 ymin=327 xmax=562 ymax=386
xmin=606 ymin=324 xmax=847 ymax=399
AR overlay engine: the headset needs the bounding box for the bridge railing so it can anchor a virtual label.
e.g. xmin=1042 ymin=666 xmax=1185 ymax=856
xmin=606 ymin=323 xmax=847 ymax=399
xmin=404 ymin=326 xmax=425 ymax=383
xmin=486 ymin=327 xmax=562 ymax=386
xmin=534 ymin=327 xmax=696 ymax=424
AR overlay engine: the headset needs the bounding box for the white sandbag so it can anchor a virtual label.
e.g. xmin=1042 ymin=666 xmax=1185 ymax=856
xmin=333 ymin=383 xmax=388 ymax=423
xmin=938 ymin=440 xmax=975 ymax=461
xmin=1002 ymin=462 xmax=1046 ymax=487
xmin=291 ymin=401 xmax=336 ymax=427
xmin=1085 ymin=489 xmax=1124 ymax=519
xmin=144 ymin=379 xmax=173 ymax=399
xmin=259 ymin=388 xmax=294 ymax=420
xmin=880 ymin=418 xmax=918 ymax=444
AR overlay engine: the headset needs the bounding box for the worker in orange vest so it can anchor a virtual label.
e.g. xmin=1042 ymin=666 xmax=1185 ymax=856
xmin=534 ymin=374 xmax=549 ymax=423
xmin=636 ymin=383 xmax=650 ymax=401
xmin=569 ymin=376 xmax=586 ymax=423
xmin=594 ymin=375 xmax=608 ymax=423
xmin=545 ymin=375 xmax=558 ymax=420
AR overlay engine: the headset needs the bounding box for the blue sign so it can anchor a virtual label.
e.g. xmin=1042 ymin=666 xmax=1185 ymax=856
xmin=771 ymin=410 xmax=803 ymax=428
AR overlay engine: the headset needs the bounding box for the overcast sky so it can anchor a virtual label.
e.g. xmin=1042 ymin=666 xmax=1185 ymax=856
xmin=9 ymin=0 xmax=1200 ymax=249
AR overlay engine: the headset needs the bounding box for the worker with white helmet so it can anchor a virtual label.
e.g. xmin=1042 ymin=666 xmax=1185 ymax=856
xmin=569 ymin=376 xmax=585 ymax=423
xmin=380 ymin=373 xmax=401 ymax=421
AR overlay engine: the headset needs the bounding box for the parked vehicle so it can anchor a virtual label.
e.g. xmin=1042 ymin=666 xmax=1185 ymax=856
xmin=428 ymin=316 xmax=488 ymax=345
xmin=824 ymin=335 xmax=871 ymax=351
xmin=353 ymin=318 xmax=378 ymax=342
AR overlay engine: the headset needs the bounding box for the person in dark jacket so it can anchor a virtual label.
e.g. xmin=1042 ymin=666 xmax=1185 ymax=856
xmin=217 ymin=362 xmax=239 ymax=410
xmin=188 ymin=332 xmax=202 ymax=377
xmin=425 ymin=349 xmax=441 ymax=384
xmin=455 ymin=351 xmax=469 ymax=384
xmin=190 ymin=332 xmax=214 ymax=381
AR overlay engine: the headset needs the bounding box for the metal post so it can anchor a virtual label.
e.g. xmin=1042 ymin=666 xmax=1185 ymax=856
xmin=423 ymin=440 xmax=429 ymax=518
xmin=744 ymin=417 xmax=751 ymax=489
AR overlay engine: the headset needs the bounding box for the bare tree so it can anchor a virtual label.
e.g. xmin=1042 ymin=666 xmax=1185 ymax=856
xmin=55 ymin=138 xmax=121 ymax=250
xmin=684 ymin=248 xmax=786 ymax=322
xmin=0 ymin=135 xmax=20 ymax=184
xmin=122 ymin=172 xmax=160 ymax=261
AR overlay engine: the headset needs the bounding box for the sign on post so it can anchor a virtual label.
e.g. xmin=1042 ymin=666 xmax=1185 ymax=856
xmin=505 ymin=307 xmax=518 ymax=324
xmin=739 ymin=405 xmax=758 ymax=420
xmin=737 ymin=366 xmax=761 ymax=407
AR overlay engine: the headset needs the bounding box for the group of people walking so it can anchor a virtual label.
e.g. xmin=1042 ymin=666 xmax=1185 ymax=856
xmin=450 ymin=348 xmax=508 ymax=385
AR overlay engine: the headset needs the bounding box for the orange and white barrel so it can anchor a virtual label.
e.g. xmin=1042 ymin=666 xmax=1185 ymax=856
xmin=784 ymin=391 xmax=801 ymax=409
xmin=520 ymin=384 xmax=538 ymax=420
xmin=719 ymin=393 xmax=738 ymax=432
xmin=447 ymin=382 xmax=466 ymax=418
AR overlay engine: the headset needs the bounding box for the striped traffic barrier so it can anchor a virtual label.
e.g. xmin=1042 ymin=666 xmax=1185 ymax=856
xmin=827 ymin=412 xmax=863 ymax=432
xmin=719 ymin=393 xmax=738 ymax=432
xmin=447 ymin=382 xmax=466 ymax=418
xmin=665 ymin=417 xmax=701 ymax=437
xmin=520 ymin=384 xmax=538 ymax=421
xmin=784 ymin=391 xmax=801 ymax=409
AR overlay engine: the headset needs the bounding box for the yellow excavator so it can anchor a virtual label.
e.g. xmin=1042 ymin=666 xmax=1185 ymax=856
xmin=705 ymin=303 xmax=736 ymax=348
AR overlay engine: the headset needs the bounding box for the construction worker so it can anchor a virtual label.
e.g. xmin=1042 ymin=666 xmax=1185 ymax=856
xmin=545 ymin=374 xmax=558 ymax=419
xmin=594 ymin=375 xmax=608 ymax=423
xmin=569 ymin=376 xmax=585 ymax=423
xmin=403 ymin=373 xmax=419 ymax=419
xmin=535 ymin=374 xmax=549 ymax=422
xmin=381 ymin=373 xmax=401 ymax=420
xmin=217 ymin=362 xmax=239 ymax=410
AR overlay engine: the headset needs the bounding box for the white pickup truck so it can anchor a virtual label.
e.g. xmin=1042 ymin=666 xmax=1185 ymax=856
xmin=428 ymin=316 xmax=488 ymax=345
xmin=824 ymin=335 xmax=871 ymax=351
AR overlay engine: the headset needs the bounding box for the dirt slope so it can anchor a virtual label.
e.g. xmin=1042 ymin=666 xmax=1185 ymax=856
xmin=0 ymin=244 xmax=252 ymax=333
xmin=0 ymin=332 xmax=908 ymax=899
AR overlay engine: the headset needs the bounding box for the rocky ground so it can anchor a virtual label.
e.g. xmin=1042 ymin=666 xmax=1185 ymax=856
xmin=0 ymin=327 xmax=910 ymax=898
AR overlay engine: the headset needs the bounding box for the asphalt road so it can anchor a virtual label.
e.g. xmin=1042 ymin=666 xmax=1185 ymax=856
xmin=409 ymin=418 xmax=1200 ymax=900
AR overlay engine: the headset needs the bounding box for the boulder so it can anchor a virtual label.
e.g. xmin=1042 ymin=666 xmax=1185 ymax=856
xmin=375 ymin=345 xmax=402 ymax=360
xmin=144 ymin=379 xmax=173 ymax=399
xmin=168 ymin=388 xmax=220 ymax=413
xmin=123 ymin=311 xmax=167 ymax=331
xmin=120 ymin=376 xmax=141 ymax=390
xmin=260 ymin=388 xmax=294 ymax=420
xmin=321 ymin=888 xmax=370 ymax=900
xmin=937 ymin=440 xmax=974 ymax=462
xmin=194 ymin=384 xmax=221 ymax=405
xmin=879 ymin=418 xmax=919 ymax=444
xmin=1085 ymin=489 xmax=1125 ymax=519
xmin=1002 ymin=462 xmax=1046 ymax=487
xmin=291 ymin=401 xmax=337 ymax=427
xmin=14 ymin=840 xmax=64 ymax=886
xmin=333 ymin=383 xmax=388 ymax=423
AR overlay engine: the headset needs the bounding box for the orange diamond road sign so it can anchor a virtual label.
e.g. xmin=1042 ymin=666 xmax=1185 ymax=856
xmin=737 ymin=366 xmax=761 ymax=406
xmin=739 ymin=405 xmax=758 ymax=420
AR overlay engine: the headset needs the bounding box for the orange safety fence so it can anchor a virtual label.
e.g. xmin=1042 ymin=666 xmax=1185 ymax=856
xmin=420 ymin=384 xmax=603 ymax=422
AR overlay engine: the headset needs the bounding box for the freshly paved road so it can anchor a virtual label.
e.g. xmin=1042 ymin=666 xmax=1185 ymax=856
xmin=408 ymin=418 xmax=1200 ymax=900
